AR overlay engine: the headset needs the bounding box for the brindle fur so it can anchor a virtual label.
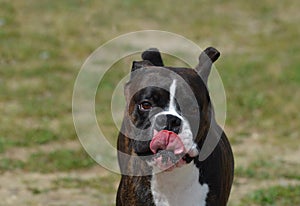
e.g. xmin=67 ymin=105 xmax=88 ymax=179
xmin=116 ymin=48 xmax=234 ymax=206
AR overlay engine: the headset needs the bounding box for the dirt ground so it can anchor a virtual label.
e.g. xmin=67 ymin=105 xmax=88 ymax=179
xmin=1 ymin=133 xmax=299 ymax=206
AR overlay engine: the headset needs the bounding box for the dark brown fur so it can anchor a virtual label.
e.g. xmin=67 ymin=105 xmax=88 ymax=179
xmin=116 ymin=48 xmax=234 ymax=206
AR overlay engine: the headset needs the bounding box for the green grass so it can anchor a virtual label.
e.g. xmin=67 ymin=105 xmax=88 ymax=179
xmin=22 ymin=174 xmax=119 ymax=195
xmin=0 ymin=0 xmax=300 ymax=205
xmin=26 ymin=149 xmax=96 ymax=173
xmin=235 ymin=158 xmax=300 ymax=180
xmin=241 ymin=185 xmax=300 ymax=206
xmin=53 ymin=175 xmax=119 ymax=194
xmin=0 ymin=149 xmax=96 ymax=173
xmin=0 ymin=158 xmax=25 ymax=171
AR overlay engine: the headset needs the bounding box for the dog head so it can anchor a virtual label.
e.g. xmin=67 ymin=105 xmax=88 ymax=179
xmin=124 ymin=47 xmax=220 ymax=171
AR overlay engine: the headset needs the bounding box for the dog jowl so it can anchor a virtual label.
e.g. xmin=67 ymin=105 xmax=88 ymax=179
xmin=116 ymin=48 xmax=234 ymax=206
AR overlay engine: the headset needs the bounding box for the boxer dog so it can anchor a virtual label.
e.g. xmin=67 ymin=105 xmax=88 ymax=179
xmin=116 ymin=47 xmax=234 ymax=206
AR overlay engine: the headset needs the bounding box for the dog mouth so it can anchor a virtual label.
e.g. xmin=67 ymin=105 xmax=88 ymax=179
xmin=148 ymin=130 xmax=191 ymax=172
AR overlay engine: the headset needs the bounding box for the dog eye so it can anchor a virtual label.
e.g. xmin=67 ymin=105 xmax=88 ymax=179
xmin=139 ymin=101 xmax=152 ymax=111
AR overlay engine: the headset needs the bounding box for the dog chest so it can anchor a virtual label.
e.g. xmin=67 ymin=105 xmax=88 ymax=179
xmin=151 ymin=163 xmax=209 ymax=206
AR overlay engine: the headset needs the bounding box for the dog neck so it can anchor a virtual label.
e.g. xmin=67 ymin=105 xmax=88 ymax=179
xmin=151 ymin=163 xmax=209 ymax=206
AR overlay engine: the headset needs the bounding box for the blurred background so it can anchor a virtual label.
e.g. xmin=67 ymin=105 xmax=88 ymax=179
xmin=1 ymin=0 xmax=299 ymax=205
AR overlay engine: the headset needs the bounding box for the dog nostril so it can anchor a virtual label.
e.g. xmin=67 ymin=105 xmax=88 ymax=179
xmin=168 ymin=115 xmax=181 ymax=126
xmin=154 ymin=114 xmax=181 ymax=133
xmin=166 ymin=115 xmax=181 ymax=134
xmin=174 ymin=118 xmax=181 ymax=127
xmin=172 ymin=126 xmax=180 ymax=134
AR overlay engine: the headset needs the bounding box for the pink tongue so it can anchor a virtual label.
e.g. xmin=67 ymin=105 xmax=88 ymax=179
xmin=150 ymin=130 xmax=185 ymax=155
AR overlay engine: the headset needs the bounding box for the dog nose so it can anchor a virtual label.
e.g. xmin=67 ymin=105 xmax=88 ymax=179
xmin=155 ymin=114 xmax=181 ymax=134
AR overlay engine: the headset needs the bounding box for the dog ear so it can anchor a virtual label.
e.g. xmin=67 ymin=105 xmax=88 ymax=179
xmin=195 ymin=47 xmax=220 ymax=84
xmin=126 ymin=60 xmax=153 ymax=102
xmin=131 ymin=60 xmax=154 ymax=72
xmin=141 ymin=48 xmax=164 ymax=66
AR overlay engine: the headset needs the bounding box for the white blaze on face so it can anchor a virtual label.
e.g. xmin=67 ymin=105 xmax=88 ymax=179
xmin=169 ymin=80 xmax=177 ymax=112
xmin=150 ymin=80 xmax=199 ymax=161
xmin=151 ymin=80 xmax=208 ymax=205
xmin=166 ymin=80 xmax=199 ymax=157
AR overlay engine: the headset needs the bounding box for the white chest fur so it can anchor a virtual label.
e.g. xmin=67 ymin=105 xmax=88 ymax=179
xmin=151 ymin=163 xmax=209 ymax=206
